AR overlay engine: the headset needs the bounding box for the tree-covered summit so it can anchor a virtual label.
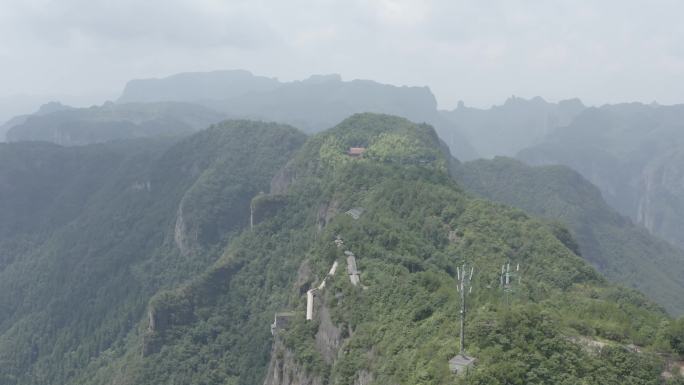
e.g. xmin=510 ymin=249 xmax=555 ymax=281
xmin=294 ymin=113 xmax=449 ymax=173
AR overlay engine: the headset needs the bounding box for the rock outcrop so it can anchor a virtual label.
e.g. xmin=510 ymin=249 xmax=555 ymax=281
xmin=270 ymin=161 xmax=297 ymax=195
xmin=263 ymin=339 xmax=324 ymax=385
xmin=314 ymin=304 xmax=342 ymax=364
xmin=173 ymin=198 xmax=193 ymax=255
xmin=636 ymin=149 xmax=684 ymax=248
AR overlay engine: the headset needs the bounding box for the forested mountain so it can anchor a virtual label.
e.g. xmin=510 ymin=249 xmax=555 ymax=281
xmin=2 ymin=114 xmax=682 ymax=384
xmin=518 ymin=103 xmax=684 ymax=249
xmin=5 ymin=101 xmax=226 ymax=145
xmin=440 ymin=97 xmax=585 ymax=158
xmin=454 ymin=157 xmax=684 ymax=315
xmin=0 ymin=122 xmax=306 ymax=385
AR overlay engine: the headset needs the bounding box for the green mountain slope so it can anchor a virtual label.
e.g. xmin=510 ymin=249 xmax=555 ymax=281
xmin=55 ymin=114 xmax=680 ymax=385
xmin=454 ymin=157 xmax=684 ymax=315
xmin=0 ymin=121 xmax=306 ymax=385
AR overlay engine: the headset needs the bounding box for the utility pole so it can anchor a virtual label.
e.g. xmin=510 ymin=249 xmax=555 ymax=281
xmin=456 ymin=264 xmax=474 ymax=355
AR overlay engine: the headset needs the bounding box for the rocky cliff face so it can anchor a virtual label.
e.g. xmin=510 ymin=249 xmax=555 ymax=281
xmin=516 ymin=103 xmax=684 ymax=249
xmin=263 ymin=339 xmax=324 ymax=385
xmin=636 ymin=149 xmax=684 ymax=248
xmin=263 ymin=253 xmax=348 ymax=385
xmin=313 ymin=306 xmax=342 ymax=364
xmin=442 ymin=96 xmax=585 ymax=158
xmin=520 ymin=144 xmax=684 ymax=250
xmin=263 ymin=347 xmax=375 ymax=385
xmin=270 ymin=160 xmax=297 ymax=195
xmin=263 ymin=302 xmax=362 ymax=385
xmin=173 ymin=197 xmax=194 ymax=256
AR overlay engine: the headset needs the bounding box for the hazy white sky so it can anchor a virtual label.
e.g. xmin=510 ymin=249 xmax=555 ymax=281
xmin=1 ymin=0 xmax=683 ymax=109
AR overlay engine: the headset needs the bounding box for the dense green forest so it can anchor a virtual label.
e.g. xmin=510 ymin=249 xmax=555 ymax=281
xmin=454 ymin=157 xmax=684 ymax=315
xmin=1 ymin=114 xmax=683 ymax=384
xmin=0 ymin=121 xmax=305 ymax=385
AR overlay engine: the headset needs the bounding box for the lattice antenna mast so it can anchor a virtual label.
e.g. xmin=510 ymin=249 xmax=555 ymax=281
xmin=456 ymin=264 xmax=474 ymax=355
xmin=500 ymin=262 xmax=521 ymax=305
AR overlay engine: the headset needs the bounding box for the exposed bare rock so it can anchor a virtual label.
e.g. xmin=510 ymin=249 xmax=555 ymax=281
xmin=317 ymin=200 xmax=339 ymax=232
xmin=173 ymin=197 xmax=195 ymax=255
xmin=636 ymin=149 xmax=684 ymax=248
xmin=315 ymin=305 xmax=342 ymax=364
xmin=353 ymin=370 xmax=373 ymax=385
xmin=295 ymin=261 xmax=314 ymax=295
xmin=262 ymin=340 xmax=324 ymax=385
xmin=271 ymin=161 xmax=297 ymax=195
xmin=263 ymin=302 xmax=344 ymax=385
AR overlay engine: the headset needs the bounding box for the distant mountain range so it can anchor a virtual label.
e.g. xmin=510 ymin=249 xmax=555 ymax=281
xmin=6 ymin=70 xmax=684 ymax=252
xmin=6 ymin=70 xmax=477 ymax=159
xmin=117 ymin=69 xmax=281 ymax=104
xmin=518 ymin=103 xmax=684 ymax=249
xmin=440 ymin=96 xmax=586 ymax=158
xmin=3 ymin=101 xmax=226 ymax=146
xmin=439 ymin=96 xmax=684 ymax=252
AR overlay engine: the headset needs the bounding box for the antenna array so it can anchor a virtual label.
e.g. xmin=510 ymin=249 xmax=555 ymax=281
xmin=500 ymin=262 xmax=521 ymax=305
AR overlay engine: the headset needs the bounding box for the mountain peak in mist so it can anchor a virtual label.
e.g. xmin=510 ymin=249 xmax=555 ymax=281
xmin=300 ymin=73 xmax=342 ymax=84
xmin=118 ymin=69 xmax=281 ymax=103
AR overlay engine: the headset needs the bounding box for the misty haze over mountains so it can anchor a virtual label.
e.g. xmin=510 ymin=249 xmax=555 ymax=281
xmin=3 ymin=68 xmax=684 ymax=384
xmin=5 ymin=69 xmax=684 ymax=250
xmin=5 ymin=1 xmax=684 ymax=383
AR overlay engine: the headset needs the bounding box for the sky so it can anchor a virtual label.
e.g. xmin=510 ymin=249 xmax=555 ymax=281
xmin=1 ymin=0 xmax=683 ymax=114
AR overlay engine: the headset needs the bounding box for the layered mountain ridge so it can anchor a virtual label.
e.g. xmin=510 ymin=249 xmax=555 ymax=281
xmin=1 ymin=113 xmax=681 ymax=384
xmin=6 ymin=70 xmax=477 ymax=160
xmin=518 ymin=103 xmax=684 ymax=249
